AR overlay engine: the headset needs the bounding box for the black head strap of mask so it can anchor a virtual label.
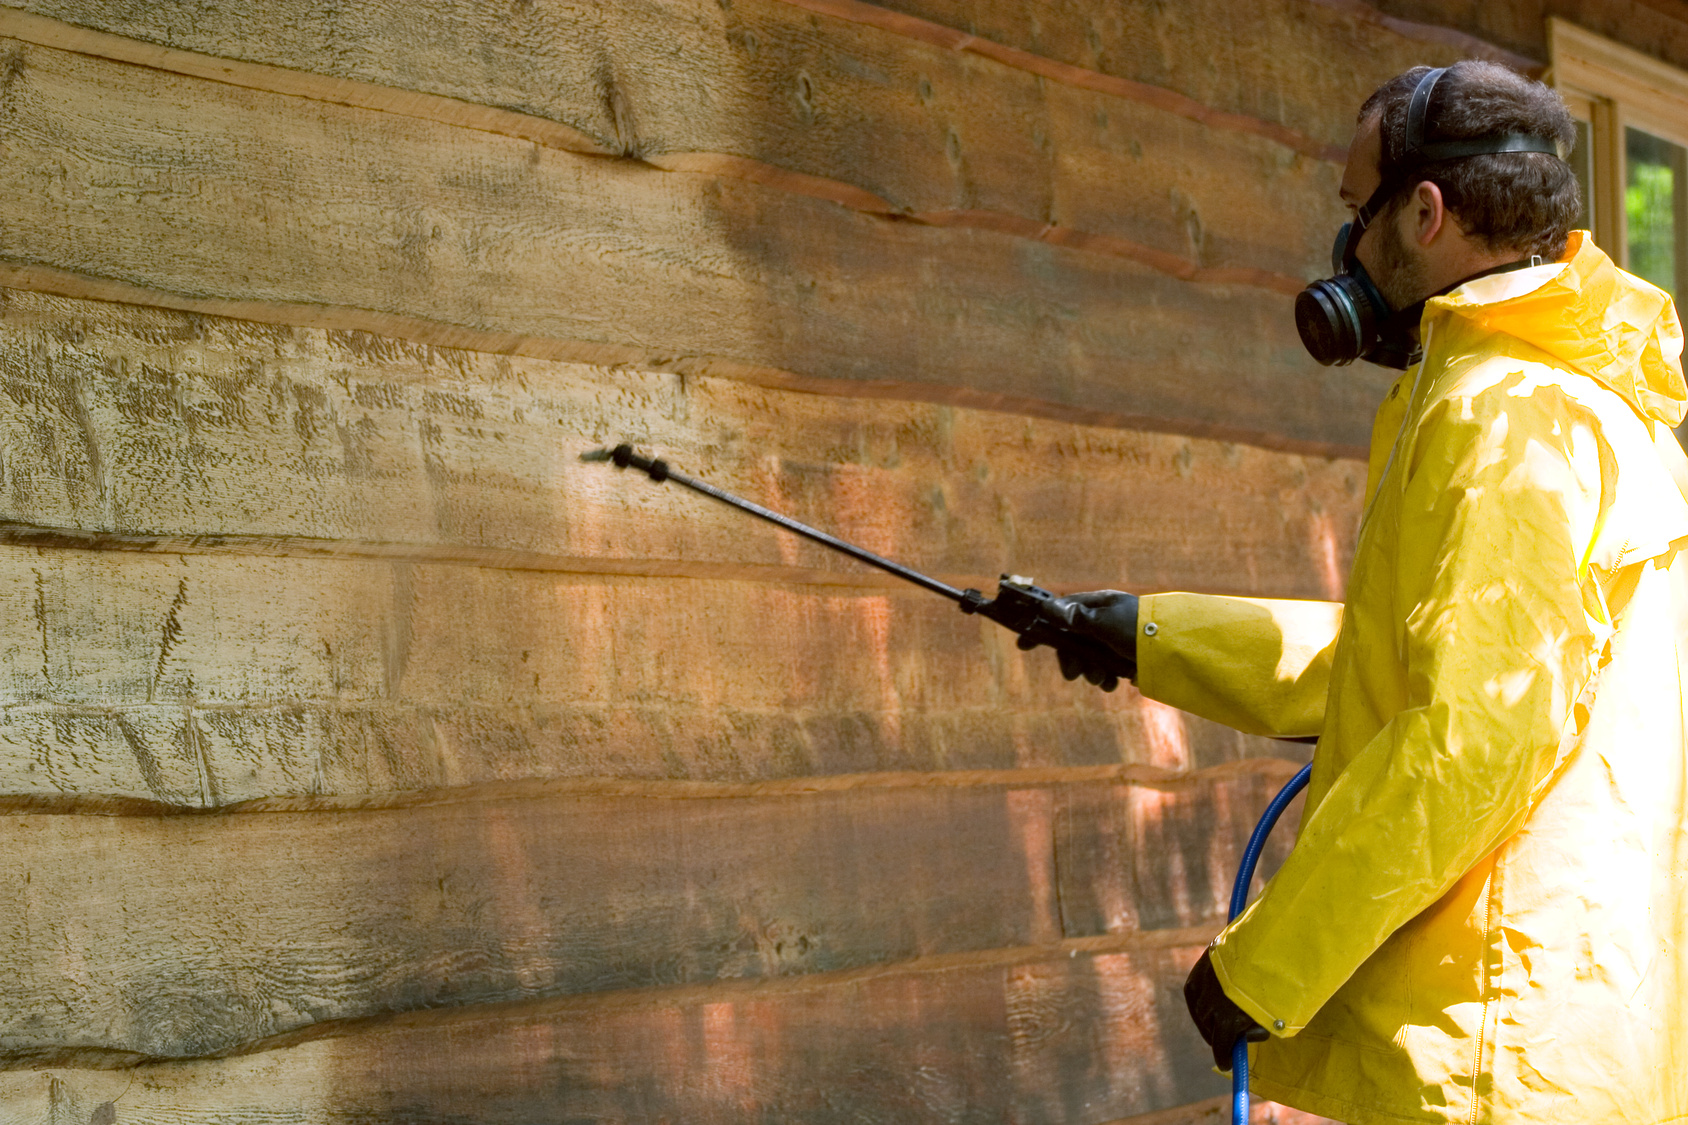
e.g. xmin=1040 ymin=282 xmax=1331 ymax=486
xmin=1337 ymin=67 xmax=1561 ymax=276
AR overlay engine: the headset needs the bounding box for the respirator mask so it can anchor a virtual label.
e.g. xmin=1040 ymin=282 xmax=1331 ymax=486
xmin=1294 ymin=67 xmax=1562 ymax=370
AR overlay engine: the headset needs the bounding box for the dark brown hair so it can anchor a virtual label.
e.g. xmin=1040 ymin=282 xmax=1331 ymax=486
xmin=1360 ymin=61 xmax=1580 ymax=259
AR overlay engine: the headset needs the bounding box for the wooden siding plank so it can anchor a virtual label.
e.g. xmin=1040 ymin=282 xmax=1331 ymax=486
xmin=828 ymin=0 xmax=1505 ymax=150
xmin=1054 ymin=774 xmax=1305 ymax=937
xmin=0 ymin=940 xmax=1232 ymax=1122
xmin=0 ymin=290 xmax=1365 ymax=597
xmin=0 ymin=775 xmax=1291 ymax=1062
xmin=0 ymin=699 xmax=1285 ymax=808
xmin=0 ymin=37 xmax=1392 ymax=452
xmin=0 ymin=549 xmax=1305 ymax=801
xmin=0 ymin=0 xmax=1345 ymax=284
xmin=0 ymin=787 xmax=1051 ymax=1060
xmin=1364 ymin=0 xmax=1688 ymax=75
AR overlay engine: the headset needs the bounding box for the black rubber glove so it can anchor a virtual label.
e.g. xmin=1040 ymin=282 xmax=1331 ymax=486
xmin=1184 ymin=946 xmax=1269 ymax=1071
xmin=1047 ymin=590 xmax=1139 ymax=685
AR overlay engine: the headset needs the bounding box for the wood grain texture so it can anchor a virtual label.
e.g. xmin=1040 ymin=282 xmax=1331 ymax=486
xmin=0 ymin=289 xmax=1365 ymax=593
xmin=0 ymin=1055 xmax=1338 ymax=1125
xmin=0 ymin=1 xmax=1363 ymax=1117
xmin=1297 ymin=0 xmax=1542 ymax=65
xmin=0 ymin=547 xmax=1312 ymax=802
xmin=1054 ymin=770 xmax=1306 ymax=937
xmin=1369 ymin=0 xmax=1688 ymax=73
xmin=0 ymin=36 xmax=1394 ymax=453
xmin=773 ymin=0 xmax=1348 ymax=163
xmin=0 ymin=0 xmax=1345 ymax=286
xmin=0 ymin=5 xmax=614 ymax=155
xmin=0 ymin=939 xmax=1237 ymax=1122
xmin=0 ymin=773 xmax=1297 ymax=1062
xmin=855 ymin=0 xmax=1492 ymax=151
xmin=0 ymin=290 xmax=1348 ymax=799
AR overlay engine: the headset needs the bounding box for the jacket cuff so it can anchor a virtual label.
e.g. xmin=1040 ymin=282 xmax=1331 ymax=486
xmin=1209 ymin=940 xmax=1302 ymax=1038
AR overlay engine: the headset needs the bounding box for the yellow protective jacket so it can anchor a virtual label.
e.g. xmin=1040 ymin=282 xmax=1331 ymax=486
xmin=1136 ymin=232 xmax=1688 ymax=1124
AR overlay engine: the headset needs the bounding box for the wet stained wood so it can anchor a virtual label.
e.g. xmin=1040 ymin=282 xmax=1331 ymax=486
xmin=0 ymin=773 xmax=1298 ymax=1061
xmin=0 ymin=0 xmax=1376 ymax=1119
xmin=0 ymin=0 xmax=1344 ymax=283
xmin=0 ymin=547 xmax=1307 ymax=802
xmin=0 ymin=939 xmax=1230 ymax=1122
xmin=1101 ymin=1099 xmax=1339 ymax=1125
xmin=0 ymin=290 xmax=1365 ymax=597
xmin=0 ymin=37 xmax=1392 ymax=453
xmin=0 ymin=786 xmax=1050 ymax=1059
xmin=1054 ymin=772 xmax=1306 ymax=936
xmin=854 ymin=0 xmax=1484 ymax=151
xmin=0 ymin=698 xmax=1302 ymax=807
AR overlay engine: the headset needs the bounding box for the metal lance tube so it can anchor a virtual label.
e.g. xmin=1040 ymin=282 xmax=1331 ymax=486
xmin=587 ymin=443 xmax=1139 ymax=691
xmin=591 ymin=444 xmax=971 ymax=602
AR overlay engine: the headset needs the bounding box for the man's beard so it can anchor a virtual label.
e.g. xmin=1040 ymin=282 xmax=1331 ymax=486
xmin=1371 ymin=208 xmax=1431 ymax=311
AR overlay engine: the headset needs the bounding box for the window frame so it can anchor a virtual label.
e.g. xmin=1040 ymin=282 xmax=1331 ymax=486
xmin=1549 ymin=18 xmax=1688 ymax=265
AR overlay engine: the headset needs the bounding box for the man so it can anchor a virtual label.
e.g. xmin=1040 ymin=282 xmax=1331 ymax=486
xmin=1054 ymin=61 xmax=1688 ymax=1124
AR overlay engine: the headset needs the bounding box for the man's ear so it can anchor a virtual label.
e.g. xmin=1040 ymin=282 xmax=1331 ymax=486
xmin=1410 ymin=180 xmax=1448 ymax=247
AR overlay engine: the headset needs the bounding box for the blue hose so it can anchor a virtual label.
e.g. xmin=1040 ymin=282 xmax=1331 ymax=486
xmin=1226 ymin=763 xmax=1312 ymax=1125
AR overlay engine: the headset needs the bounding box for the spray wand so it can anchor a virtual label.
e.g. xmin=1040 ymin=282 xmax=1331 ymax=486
xmin=586 ymin=444 xmax=1135 ymax=690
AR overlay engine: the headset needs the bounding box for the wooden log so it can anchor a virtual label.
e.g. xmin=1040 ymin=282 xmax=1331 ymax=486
xmin=0 ymin=290 xmax=1365 ymax=596
xmin=0 ymin=706 xmax=210 ymax=808
xmin=824 ymin=0 xmax=1508 ymax=151
xmin=0 ymin=699 xmax=1303 ymax=806
xmin=0 ymin=771 xmax=1299 ymax=1062
xmin=0 ymin=36 xmax=1393 ymax=453
xmin=0 ymin=545 xmax=1310 ymax=801
xmin=0 ymin=290 xmax=1347 ymax=799
xmin=0 ymin=938 xmax=1231 ymax=1122
xmin=0 ymin=0 xmax=1345 ymax=286
xmin=1365 ymin=0 xmax=1688 ymax=74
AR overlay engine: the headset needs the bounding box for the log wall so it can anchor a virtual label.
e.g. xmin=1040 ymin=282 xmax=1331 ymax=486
xmin=1367 ymin=0 xmax=1688 ymax=71
xmin=0 ymin=0 xmax=1614 ymax=1121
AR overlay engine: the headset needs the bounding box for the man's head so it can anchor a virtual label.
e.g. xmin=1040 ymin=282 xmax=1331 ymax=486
xmin=1343 ymin=61 xmax=1579 ymax=308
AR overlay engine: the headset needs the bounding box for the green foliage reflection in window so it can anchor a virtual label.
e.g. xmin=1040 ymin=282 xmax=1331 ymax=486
xmin=1626 ymin=127 xmax=1686 ymax=296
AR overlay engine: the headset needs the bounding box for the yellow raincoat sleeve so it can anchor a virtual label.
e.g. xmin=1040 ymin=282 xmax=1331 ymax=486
xmin=1205 ymin=373 xmax=1606 ymax=1036
xmin=1134 ymin=594 xmax=1343 ymax=739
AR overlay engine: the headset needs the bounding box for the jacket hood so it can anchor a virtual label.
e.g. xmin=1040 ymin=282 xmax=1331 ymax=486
xmin=1430 ymin=230 xmax=1688 ymax=427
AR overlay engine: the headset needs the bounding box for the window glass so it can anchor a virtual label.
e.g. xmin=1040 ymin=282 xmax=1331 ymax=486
xmin=1624 ymin=128 xmax=1688 ymax=447
xmin=1625 ymin=126 xmax=1687 ymax=296
xmin=1572 ymin=118 xmax=1594 ymax=234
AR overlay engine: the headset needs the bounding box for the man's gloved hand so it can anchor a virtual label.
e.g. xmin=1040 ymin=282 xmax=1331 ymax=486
xmin=1030 ymin=590 xmax=1139 ymax=685
xmin=1184 ymin=946 xmax=1269 ymax=1070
